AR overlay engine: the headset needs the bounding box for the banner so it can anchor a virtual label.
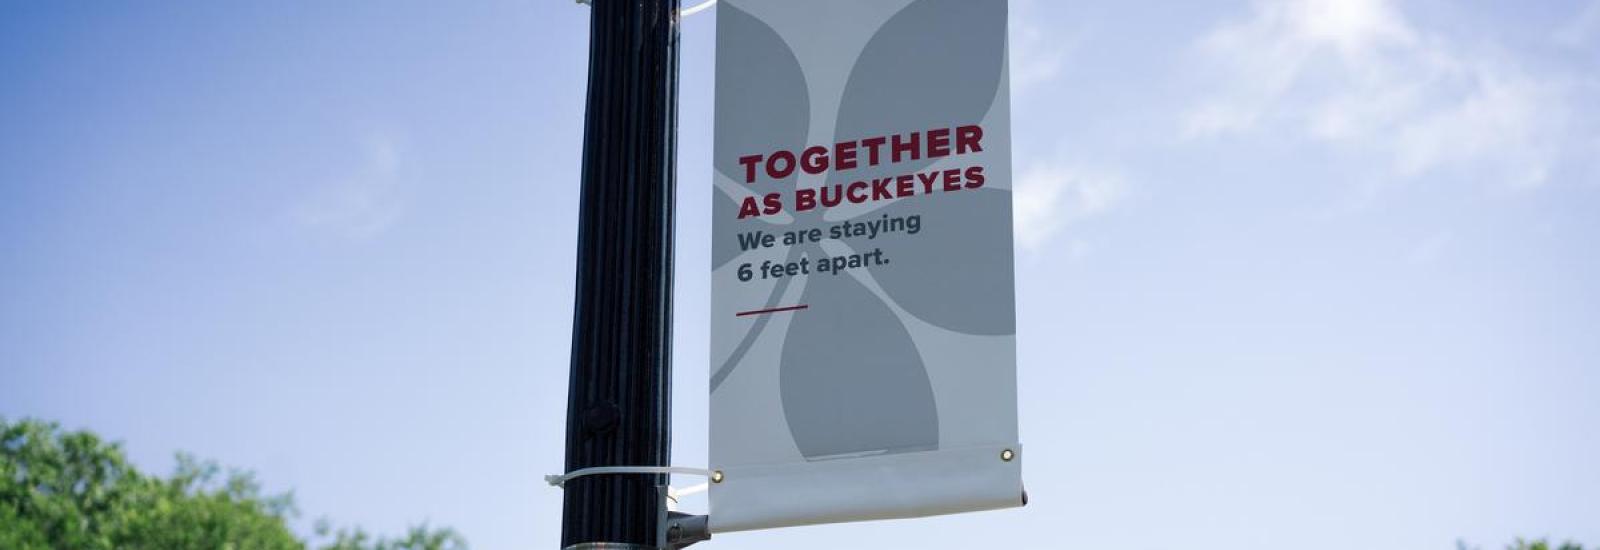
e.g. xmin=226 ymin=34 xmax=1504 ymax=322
xmin=709 ymin=0 xmax=1022 ymax=533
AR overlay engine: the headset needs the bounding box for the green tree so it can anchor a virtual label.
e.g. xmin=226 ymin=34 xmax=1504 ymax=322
xmin=1 ymin=417 xmax=465 ymax=550
xmin=1508 ymin=539 xmax=1585 ymax=550
xmin=316 ymin=523 xmax=467 ymax=550
xmin=1460 ymin=538 xmax=1587 ymax=550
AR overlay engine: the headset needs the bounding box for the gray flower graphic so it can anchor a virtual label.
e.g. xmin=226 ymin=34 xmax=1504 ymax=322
xmin=713 ymin=0 xmax=1011 ymax=461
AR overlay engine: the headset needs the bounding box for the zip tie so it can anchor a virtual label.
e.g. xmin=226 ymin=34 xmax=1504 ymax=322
xmin=680 ymin=0 xmax=716 ymax=17
xmin=545 ymin=466 xmax=714 ymax=488
xmin=575 ymin=0 xmax=717 ymax=18
xmin=671 ymin=482 xmax=709 ymax=499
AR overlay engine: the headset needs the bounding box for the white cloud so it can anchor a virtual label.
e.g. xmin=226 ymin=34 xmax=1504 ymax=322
xmin=1184 ymin=0 xmax=1584 ymax=189
xmin=1013 ymin=162 xmax=1124 ymax=254
xmin=1008 ymin=0 xmax=1077 ymax=96
xmin=292 ymin=135 xmax=408 ymax=241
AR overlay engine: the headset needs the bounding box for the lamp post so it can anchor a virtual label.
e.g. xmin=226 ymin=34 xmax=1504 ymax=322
xmin=560 ymin=0 xmax=681 ymax=548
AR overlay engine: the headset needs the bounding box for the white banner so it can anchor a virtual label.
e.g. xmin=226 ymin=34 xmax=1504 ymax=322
xmin=709 ymin=0 xmax=1022 ymax=533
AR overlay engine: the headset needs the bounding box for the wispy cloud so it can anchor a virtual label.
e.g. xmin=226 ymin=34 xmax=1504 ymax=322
xmin=1008 ymin=0 xmax=1110 ymax=256
xmin=1183 ymin=0 xmax=1588 ymax=189
xmin=1013 ymin=162 xmax=1125 ymax=255
xmin=1008 ymin=0 xmax=1078 ymax=97
xmin=292 ymin=134 xmax=408 ymax=241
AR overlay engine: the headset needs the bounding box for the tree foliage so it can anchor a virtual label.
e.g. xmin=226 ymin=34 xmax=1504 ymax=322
xmin=316 ymin=523 xmax=468 ymax=550
xmin=1 ymin=418 xmax=465 ymax=550
xmin=1460 ymin=538 xmax=1585 ymax=550
xmin=1507 ymin=540 xmax=1585 ymax=550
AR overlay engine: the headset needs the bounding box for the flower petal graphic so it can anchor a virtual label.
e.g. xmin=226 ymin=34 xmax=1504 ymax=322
xmin=833 ymin=0 xmax=1008 ymax=168
xmin=780 ymin=255 xmax=940 ymax=460
xmin=714 ymin=3 xmax=810 ymax=184
xmin=711 ymin=243 xmax=804 ymax=392
xmin=865 ymin=188 xmax=1016 ymax=335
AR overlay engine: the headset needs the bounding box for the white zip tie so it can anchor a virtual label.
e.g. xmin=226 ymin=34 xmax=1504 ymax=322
xmin=665 ymin=482 xmax=709 ymax=512
xmin=670 ymin=482 xmax=709 ymax=499
xmin=575 ymin=0 xmax=717 ymax=18
xmin=545 ymin=466 xmax=714 ymax=488
xmin=680 ymin=0 xmax=716 ymax=17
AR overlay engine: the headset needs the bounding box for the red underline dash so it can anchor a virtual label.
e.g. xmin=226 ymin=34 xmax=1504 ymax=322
xmin=735 ymin=304 xmax=809 ymax=317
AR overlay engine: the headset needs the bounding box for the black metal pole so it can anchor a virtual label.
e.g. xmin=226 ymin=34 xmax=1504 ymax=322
xmin=561 ymin=0 xmax=680 ymax=548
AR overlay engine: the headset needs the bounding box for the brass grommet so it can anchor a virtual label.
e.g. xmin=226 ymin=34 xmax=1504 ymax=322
xmin=1000 ymin=449 xmax=1015 ymax=462
xmin=711 ymin=470 xmax=725 ymax=483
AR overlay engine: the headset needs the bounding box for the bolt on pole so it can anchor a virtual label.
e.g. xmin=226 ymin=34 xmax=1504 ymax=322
xmin=561 ymin=0 xmax=681 ymax=548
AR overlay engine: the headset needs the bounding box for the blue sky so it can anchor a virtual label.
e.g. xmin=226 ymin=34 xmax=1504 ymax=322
xmin=2 ymin=1 xmax=1598 ymax=548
